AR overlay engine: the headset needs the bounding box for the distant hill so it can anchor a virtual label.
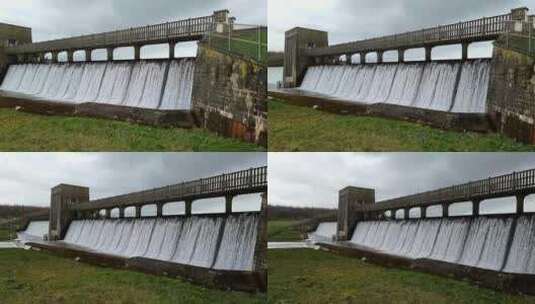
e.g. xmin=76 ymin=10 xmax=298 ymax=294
xmin=268 ymin=205 xmax=336 ymax=221
xmin=0 ymin=205 xmax=49 ymax=220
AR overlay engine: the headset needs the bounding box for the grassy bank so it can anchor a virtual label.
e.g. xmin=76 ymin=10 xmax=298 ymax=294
xmin=0 ymin=249 xmax=264 ymax=304
xmin=268 ymin=99 xmax=534 ymax=152
xmin=0 ymin=228 xmax=12 ymax=241
xmin=268 ymin=221 xmax=303 ymax=242
xmin=0 ymin=109 xmax=262 ymax=151
xmin=268 ymin=249 xmax=535 ymax=304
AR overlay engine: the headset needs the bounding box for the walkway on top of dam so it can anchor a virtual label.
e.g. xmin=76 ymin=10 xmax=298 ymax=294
xmin=305 ymin=9 xmax=524 ymax=58
xmin=5 ymin=11 xmax=222 ymax=55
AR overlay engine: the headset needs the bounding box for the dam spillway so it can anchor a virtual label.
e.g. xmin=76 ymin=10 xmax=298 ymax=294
xmin=299 ymin=60 xmax=491 ymax=113
xmin=63 ymin=213 xmax=260 ymax=271
xmin=346 ymin=215 xmax=535 ymax=274
xmin=17 ymin=220 xmax=49 ymax=241
xmin=0 ymin=59 xmax=195 ymax=110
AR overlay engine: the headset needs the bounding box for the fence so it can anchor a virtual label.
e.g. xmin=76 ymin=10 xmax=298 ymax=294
xmin=504 ymin=20 xmax=535 ymax=57
xmin=361 ymin=168 xmax=535 ymax=212
xmin=6 ymin=15 xmax=215 ymax=54
xmin=73 ymin=166 xmax=268 ymax=211
xmin=306 ymin=13 xmax=512 ymax=57
xmin=206 ymin=23 xmax=267 ymax=64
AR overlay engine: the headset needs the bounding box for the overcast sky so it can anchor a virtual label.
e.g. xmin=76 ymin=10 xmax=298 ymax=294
xmin=0 ymin=153 xmax=266 ymax=208
xmin=0 ymin=0 xmax=266 ymax=60
xmin=269 ymin=153 xmax=535 ymax=216
xmin=268 ymin=0 xmax=533 ymax=60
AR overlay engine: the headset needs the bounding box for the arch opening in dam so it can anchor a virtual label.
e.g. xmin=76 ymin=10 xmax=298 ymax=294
xmin=0 ymin=58 xmax=195 ymax=110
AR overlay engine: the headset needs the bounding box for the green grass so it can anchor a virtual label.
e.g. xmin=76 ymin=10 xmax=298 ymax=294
xmin=268 ymin=99 xmax=535 ymax=152
xmin=268 ymin=221 xmax=303 ymax=242
xmin=268 ymin=249 xmax=535 ymax=304
xmin=0 ymin=108 xmax=262 ymax=151
xmin=0 ymin=228 xmax=12 ymax=241
xmin=0 ymin=249 xmax=264 ymax=304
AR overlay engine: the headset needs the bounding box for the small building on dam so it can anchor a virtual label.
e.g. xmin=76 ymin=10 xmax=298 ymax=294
xmin=0 ymin=10 xmax=267 ymax=146
xmin=271 ymin=7 xmax=535 ymax=145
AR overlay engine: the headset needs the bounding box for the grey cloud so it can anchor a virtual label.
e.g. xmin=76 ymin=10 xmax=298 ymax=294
xmin=269 ymin=153 xmax=535 ymax=214
xmin=0 ymin=153 xmax=266 ymax=207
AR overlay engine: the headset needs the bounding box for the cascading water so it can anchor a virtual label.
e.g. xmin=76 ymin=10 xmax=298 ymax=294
xmin=347 ymin=215 xmax=535 ymax=274
xmin=308 ymin=222 xmax=337 ymax=242
xmin=62 ymin=214 xmax=259 ymax=271
xmin=299 ymin=60 xmax=490 ymax=113
xmin=17 ymin=220 xmax=49 ymax=241
xmin=0 ymin=59 xmax=195 ymax=110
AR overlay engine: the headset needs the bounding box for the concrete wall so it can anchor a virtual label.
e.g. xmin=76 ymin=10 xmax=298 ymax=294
xmin=49 ymin=184 xmax=89 ymax=240
xmin=284 ymin=27 xmax=328 ymax=87
xmin=192 ymin=43 xmax=267 ymax=146
xmin=487 ymin=45 xmax=535 ymax=144
xmin=337 ymin=187 xmax=375 ymax=241
xmin=0 ymin=23 xmax=31 ymax=84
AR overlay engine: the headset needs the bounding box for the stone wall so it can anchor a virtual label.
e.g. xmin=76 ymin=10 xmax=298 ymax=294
xmin=337 ymin=187 xmax=375 ymax=241
xmin=192 ymin=44 xmax=267 ymax=147
xmin=487 ymin=45 xmax=535 ymax=144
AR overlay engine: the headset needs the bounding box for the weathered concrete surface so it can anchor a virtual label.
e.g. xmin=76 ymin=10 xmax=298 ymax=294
xmin=0 ymin=94 xmax=195 ymax=128
xmin=319 ymin=241 xmax=535 ymax=296
xmin=337 ymin=187 xmax=375 ymax=241
xmin=192 ymin=44 xmax=267 ymax=147
xmin=487 ymin=44 xmax=535 ymax=144
xmin=284 ymin=28 xmax=328 ymax=87
xmin=28 ymin=241 xmax=267 ymax=293
xmin=49 ymin=184 xmax=89 ymax=241
xmin=270 ymin=90 xmax=493 ymax=133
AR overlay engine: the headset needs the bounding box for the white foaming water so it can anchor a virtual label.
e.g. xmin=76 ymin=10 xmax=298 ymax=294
xmin=309 ymin=222 xmax=337 ymax=242
xmin=350 ymin=216 xmax=535 ymax=274
xmin=214 ymin=214 xmax=259 ymax=271
xmin=1 ymin=59 xmax=194 ymax=110
xmin=160 ymin=59 xmax=195 ymax=110
xmin=63 ymin=214 xmax=259 ymax=271
xmin=299 ymin=60 xmax=490 ymax=113
xmin=18 ymin=220 xmax=49 ymax=241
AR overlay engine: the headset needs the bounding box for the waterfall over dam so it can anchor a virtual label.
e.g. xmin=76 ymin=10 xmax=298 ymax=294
xmin=347 ymin=215 xmax=535 ymax=274
xmin=299 ymin=60 xmax=491 ymax=113
xmin=63 ymin=213 xmax=259 ymax=271
xmin=0 ymin=59 xmax=195 ymax=110
xmin=309 ymin=222 xmax=337 ymax=242
xmin=17 ymin=220 xmax=49 ymax=241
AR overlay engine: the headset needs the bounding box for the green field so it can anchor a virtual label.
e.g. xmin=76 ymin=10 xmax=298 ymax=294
xmin=268 ymin=249 xmax=535 ymax=304
xmin=268 ymin=99 xmax=534 ymax=152
xmin=0 ymin=228 xmax=12 ymax=241
xmin=267 ymin=221 xmax=303 ymax=242
xmin=0 ymin=249 xmax=264 ymax=304
xmin=0 ymin=108 xmax=262 ymax=151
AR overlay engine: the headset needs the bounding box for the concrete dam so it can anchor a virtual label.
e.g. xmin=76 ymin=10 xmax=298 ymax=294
xmin=273 ymin=7 xmax=535 ymax=142
xmin=0 ymin=59 xmax=194 ymax=110
xmin=19 ymin=166 xmax=267 ymax=292
xmin=299 ymin=60 xmax=490 ymax=113
xmin=63 ymin=214 xmax=259 ymax=271
xmin=309 ymin=168 xmax=535 ymax=295
xmin=0 ymin=9 xmax=268 ymax=145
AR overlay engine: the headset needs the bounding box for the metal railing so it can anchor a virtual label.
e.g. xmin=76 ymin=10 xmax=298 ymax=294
xmin=503 ymin=20 xmax=535 ymax=56
xmin=206 ymin=23 xmax=267 ymax=64
xmin=307 ymin=13 xmax=512 ymax=57
xmin=73 ymin=166 xmax=268 ymax=211
xmin=5 ymin=15 xmax=216 ymax=54
xmin=360 ymin=168 xmax=535 ymax=212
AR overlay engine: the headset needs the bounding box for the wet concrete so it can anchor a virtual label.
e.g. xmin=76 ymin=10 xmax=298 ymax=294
xmin=27 ymin=240 xmax=266 ymax=293
xmin=269 ymin=89 xmax=493 ymax=133
xmin=319 ymin=241 xmax=535 ymax=296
